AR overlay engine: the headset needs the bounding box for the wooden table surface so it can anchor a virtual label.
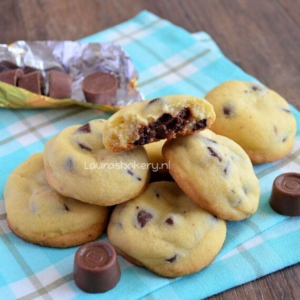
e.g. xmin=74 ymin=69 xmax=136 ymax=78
xmin=1 ymin=0 xmax=299 ymax=299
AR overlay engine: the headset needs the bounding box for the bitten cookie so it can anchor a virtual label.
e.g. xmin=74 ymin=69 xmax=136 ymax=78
xmin=163 ymin=130 xmax=260 ymax=221
xmin=144 ymin=140 xmax=172 ymax=181
xmin=102 ymin=94 xmax=216 ymax=152
xmin=4 ymin=153 xmax=109 ymax=248
xmin=107 ymin=181 xmax=226 ymax=278
xmin=205 ymin=80 xmax=297 ymax=163
xmin=44 ymin=119 xmax=149 ymax=206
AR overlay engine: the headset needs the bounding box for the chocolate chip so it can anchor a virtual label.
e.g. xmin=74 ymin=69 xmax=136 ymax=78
xmin=64 ymin=204 xmax=69 ymax=211
xmin=207 ymin=147 xmax=222 ymax=162
xmin=223 ymin=106 xmax=231 ymax=116
xmin=166 ymin=254 xmax=177 ymax=263
xmin=282 ymin=136 xmax=288 ymax=142
xmin=154 ymin=112 xmax=184 ymax=139
xmin=65 ymin=157 xmax=74 ymax=171
xmin=134 ymin=126 xmax=151 ymax=145
xmin=223 ymin=166 xmax=228 ymax=176
xmin=223 ymin=104 xmax=234 ymax=117
xmin=147 ymin=98 xmax=160 ymax=105
xmin=177 ymin=107 xmax=191 ymax=122
xmin=127 ymin=169 xmax=142 ymax=181
xmin=158 ymin=113 xmax=173 ymax=123
xmin=223 ymin=162 xmax=230 ymax=176
xmin=78 ymin=143 xmax=92 ymax=151
xmin=127 ymin=169 xmax=134 ymax=176
xmin=192 ymin=119 xmax=207 ymax=131
xmin=165 ymin=217 xmax=174 ymax=225
xmin=204 ymin=137 xmax=218 ymax=144
xmin=133 ymin=108 xmax=194 ymax=146
xmin=76 ymin=123 xmax=91 ymax=133
xmin=137 ymin=210 xmax=153 ymax=228
xmin=251 ymin=85 xmax=262 ymax=92
xmin=155 ymin=192 xmax=160 ymax=198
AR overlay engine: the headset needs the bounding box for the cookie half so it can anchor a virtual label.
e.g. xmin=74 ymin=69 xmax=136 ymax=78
xmin=163 ymin=130 xmax=260 ymax=221
xmin=4 ymin=153 xmax=110 ymax=248
xmin=108 ymin=181 xmax=226 ymax=278
xmin=44 ymin=119 xmax=149 ymax=206
xmin=205 ymin=80 xmax=297 ymax=163
xmin=102 ymin=94 xmax=216 ymax=152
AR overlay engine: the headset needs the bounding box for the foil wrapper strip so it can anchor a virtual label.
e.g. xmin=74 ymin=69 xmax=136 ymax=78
xmin=0 ymin=41 xmax=144 ymax=112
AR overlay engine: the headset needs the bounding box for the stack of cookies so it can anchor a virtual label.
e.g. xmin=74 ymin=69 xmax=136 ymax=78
xmin=4 ymin=81 xmax=297 ymax=278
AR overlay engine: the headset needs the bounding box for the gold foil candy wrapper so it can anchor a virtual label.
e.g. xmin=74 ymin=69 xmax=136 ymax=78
xmin=0 ymin=41 xmax=143 ymax=113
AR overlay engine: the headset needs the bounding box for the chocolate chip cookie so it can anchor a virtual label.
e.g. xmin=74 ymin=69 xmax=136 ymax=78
xmin=163 ymin=130 xmax=260 ymax=221
xmin=205 ymin=80 xmax=297 ymax=163
xmin=102 ymin=94 xmax=216 ymax=152
xmin=4 ymin=153 xmax=110 ymax=247
xmin=44 ymin=119 xmax=149 ymax=206
xmin=107 ymin=181 xmax=226 ymax=278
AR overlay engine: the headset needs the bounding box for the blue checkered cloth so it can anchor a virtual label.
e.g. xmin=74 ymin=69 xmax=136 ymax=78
xmin=0 ymin=10 xmax=299 ymax=300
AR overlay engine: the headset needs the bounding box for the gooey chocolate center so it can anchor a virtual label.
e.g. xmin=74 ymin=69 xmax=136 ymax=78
xmin=133 ymin=108 xmax=207 ymax=146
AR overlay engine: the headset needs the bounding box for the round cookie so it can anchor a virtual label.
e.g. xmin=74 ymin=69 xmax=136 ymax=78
xmin=144 ymin=140 xmax=172 ymax=181
xmin=163 ymin=130 xmax=260 ymax=221
xmin=107 ymin=181 xmax=226 ymax=278
xmin=44 ymin=119 xmax=149 ymax=206
xmin=4 ymin=153 xmax=109 ymax=248
xmin=102 ymin=94 xmax=216 ymax=152
xmin=205 ymin=80 xmax=297 ymax=163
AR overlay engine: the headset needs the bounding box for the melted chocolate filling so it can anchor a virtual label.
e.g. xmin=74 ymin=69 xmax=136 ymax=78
xmin=133 ymin=108 xmax=206 ymax=146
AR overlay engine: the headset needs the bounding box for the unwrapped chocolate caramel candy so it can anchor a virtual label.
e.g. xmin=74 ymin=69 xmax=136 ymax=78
xmin=74 ymin=241 xmax=121 ymax=293
xmin=18 ymin=71 xmax=42 ymax=94
xmin=48 ymin=70 xmax=72 ymax=99
xmin=82 ymin=72 xmax=118 ymax=105
xmin=270 ymin=172 xmax=300 ymax=216
xmin=0 ymin=69 xmax=23 ymax=86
